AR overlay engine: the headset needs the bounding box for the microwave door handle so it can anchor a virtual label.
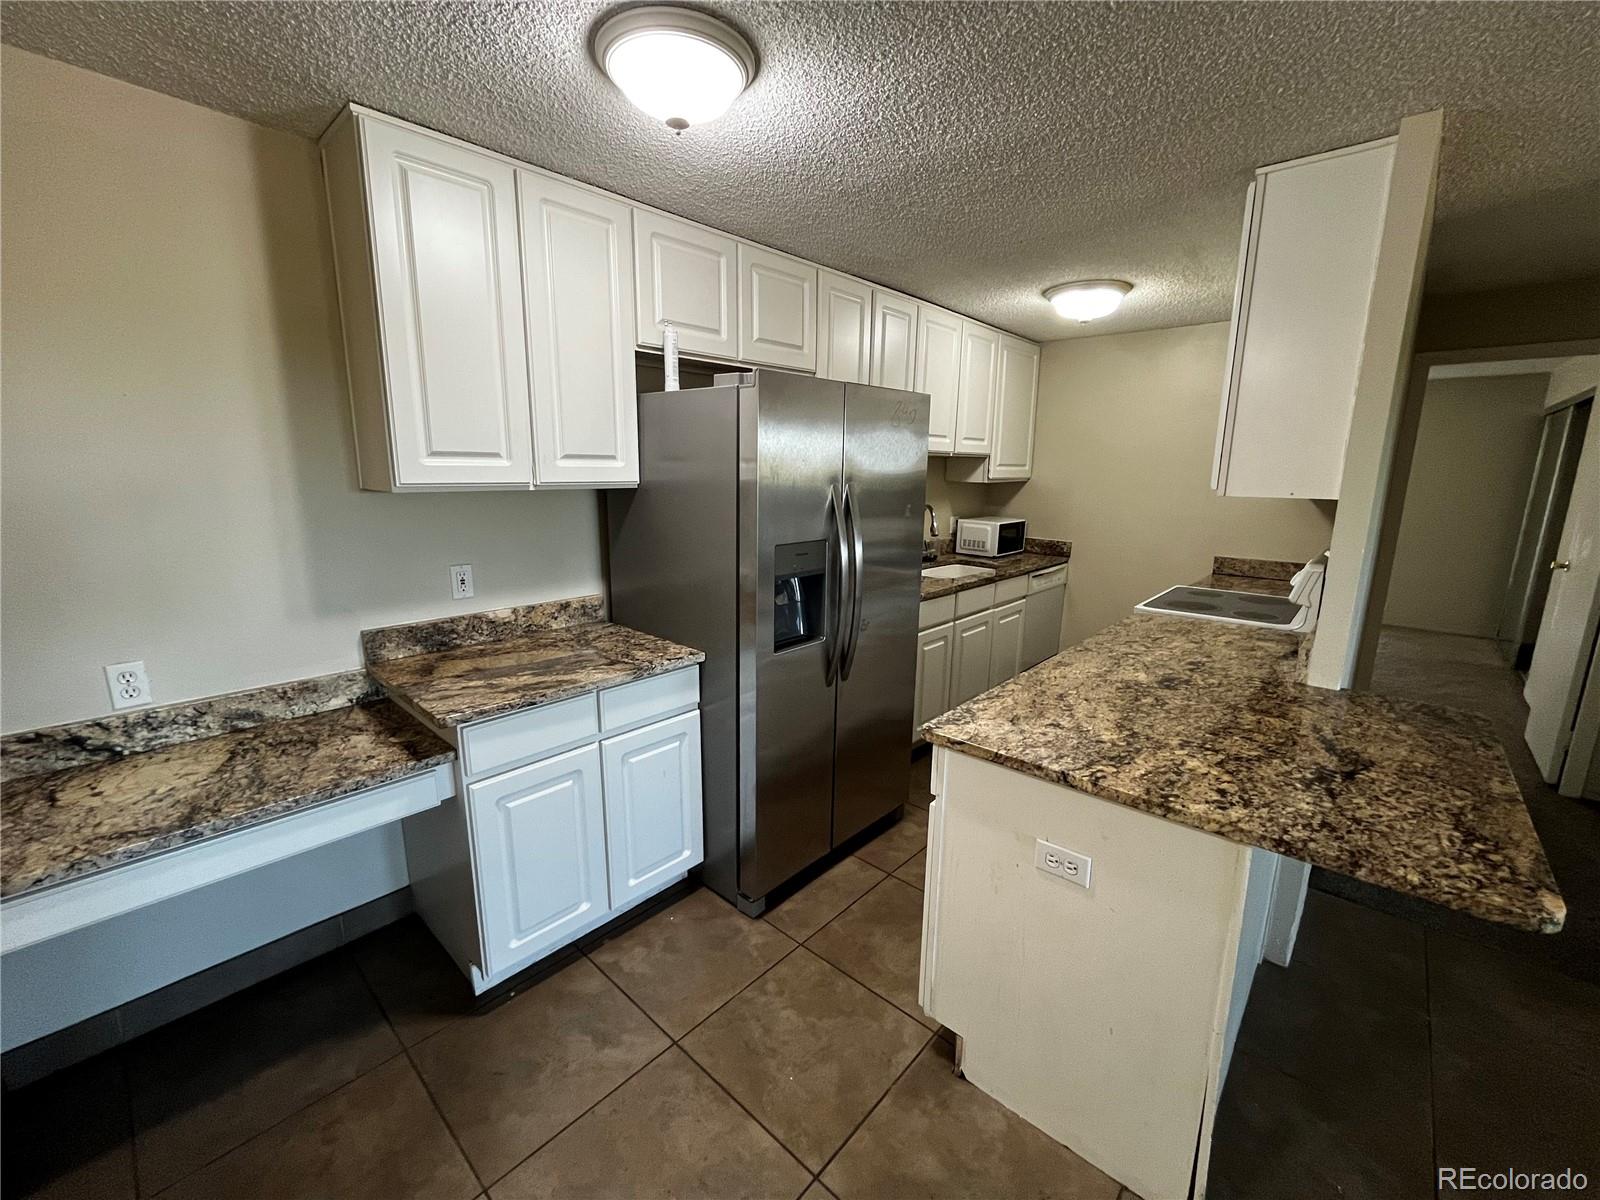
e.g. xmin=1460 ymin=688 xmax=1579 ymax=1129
xmin=841 ymin=483 xmax=866 ymax=680
xmin=824 ymin=485 xmax=847 ymax=685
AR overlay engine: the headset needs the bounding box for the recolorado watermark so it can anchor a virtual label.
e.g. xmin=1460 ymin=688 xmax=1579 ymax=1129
xmin=1440 ymin=1167 xmax=1589 ymax=1192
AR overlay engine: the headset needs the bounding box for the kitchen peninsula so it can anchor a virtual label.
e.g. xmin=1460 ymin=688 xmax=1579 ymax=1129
xmin=918 ymin=611 xmax=1564 ymax=1200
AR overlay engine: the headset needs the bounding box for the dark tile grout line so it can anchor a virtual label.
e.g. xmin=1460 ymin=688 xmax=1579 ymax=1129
xmin=810 ymin=1022 xmax=939 ymax=1187
xmin=115 ymin=810 xmax=936 ymax=1200
xmin=368 ymin=968 xmax=490 ymax=1200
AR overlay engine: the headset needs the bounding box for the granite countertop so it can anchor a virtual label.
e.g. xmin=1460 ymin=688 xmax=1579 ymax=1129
xmin=1 ymin=701 xmax=455 ymax=899
xmin=921 ymin=614 xmax=1565 ymax=934
xmin=920 ymin=549 xmax=1071 ymax=602
xmin=369 ymin=622 xmax=705 ymax=728
xmin=1192 ymin=573 xmax=1294 ymax=597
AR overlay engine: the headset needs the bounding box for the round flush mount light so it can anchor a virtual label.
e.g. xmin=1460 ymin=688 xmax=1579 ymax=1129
xmin=594 ymin=6 xmax=757 ymax=131
xmin=1044 ymin=280 xmax=1133 ymax=323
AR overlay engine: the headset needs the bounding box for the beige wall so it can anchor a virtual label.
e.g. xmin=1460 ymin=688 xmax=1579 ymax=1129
xmin=1414 ymin=277 xmax=1600 ymax=355
xmin=1382 ymin=373 xmax=1549 ymax=636
xmin=987 ymin=323 xmax=1335 ymax=646
xmin=1545 ymin=355 xmax=1599 ymax=407
xmin=0 ymin=48 xmax=605 ymax=732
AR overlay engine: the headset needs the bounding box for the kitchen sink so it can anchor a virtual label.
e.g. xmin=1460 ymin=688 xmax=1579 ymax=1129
xmin=922 ymin=564 xmax=996 ymax=581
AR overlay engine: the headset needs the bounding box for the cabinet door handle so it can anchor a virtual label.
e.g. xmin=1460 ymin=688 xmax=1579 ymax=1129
xmin=1551 ymin=559 xmax=1572 ymax=571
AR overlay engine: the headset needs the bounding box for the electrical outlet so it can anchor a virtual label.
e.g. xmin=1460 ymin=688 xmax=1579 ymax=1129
xmin=104 ymin=660 xmax=152 ymax=710
xmin=1035 ymin=838 xmax=1091 ymax=889
xmin=450 ymin=564 xmax=474 ymax=600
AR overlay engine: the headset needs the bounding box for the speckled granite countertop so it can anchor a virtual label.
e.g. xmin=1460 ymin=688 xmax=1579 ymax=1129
xmin=2 ymin=702 xmax=454 ymax=899
xmin=368 ymin=622 xmax=705 ymax=728
xmin=920 ymin=549 xmax=1070 ymax=602
xmin=921 ymin=614 xmax=1564 ymax=933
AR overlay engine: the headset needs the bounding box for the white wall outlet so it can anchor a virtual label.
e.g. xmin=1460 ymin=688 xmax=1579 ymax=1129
xmin=450 ymin=564 xmax=474 ymax=600
xmin=104 ymin=660 xmax=152 ymax=710
xmin=1035 ymin=838 xmax=1091 ymax=889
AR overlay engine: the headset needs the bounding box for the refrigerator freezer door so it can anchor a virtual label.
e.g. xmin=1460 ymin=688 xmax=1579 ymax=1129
xmin=742 ymin=372 xmax=849 ymax=900
xmin=833 ymin=383 xmax=931 ymax=845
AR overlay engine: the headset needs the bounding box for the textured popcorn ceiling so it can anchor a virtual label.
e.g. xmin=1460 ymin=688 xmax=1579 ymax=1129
xmin=3 ymin=1 xmax=1596 ymax=341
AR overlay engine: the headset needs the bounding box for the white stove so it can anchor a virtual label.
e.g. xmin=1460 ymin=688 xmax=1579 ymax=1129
xmin=1134 ymin=558 xmax=1326 ymax=632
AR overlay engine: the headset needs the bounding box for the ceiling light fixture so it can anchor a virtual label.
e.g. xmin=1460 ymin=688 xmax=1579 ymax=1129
xmin=1044 ymin=280 xmax=1133 ymax=323
xmin=594 ymin=6 xmax=757 ymax=131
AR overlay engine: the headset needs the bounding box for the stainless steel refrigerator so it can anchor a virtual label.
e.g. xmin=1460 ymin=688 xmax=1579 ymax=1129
xmin=607 ymin=369 xmax=930 ymax=914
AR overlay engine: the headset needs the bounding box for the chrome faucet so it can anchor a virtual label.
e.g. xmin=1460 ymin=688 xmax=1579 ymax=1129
xmin=923 ymin=505 xmax=939 ymax=562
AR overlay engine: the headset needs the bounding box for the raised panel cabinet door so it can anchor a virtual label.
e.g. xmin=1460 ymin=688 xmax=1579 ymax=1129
xmin=949 ymin=611 xmax=996 ymax=708
xmin=359 ymin=119 xmax=533 ymax=487
xmin=917 ymin=304 xmax=964 ymax=455
xmin=988 ymin=600 xmax=1026 ymax=687
xmin=517 ymin=171 xmax=639 ymax=487
xmin=633 ymin=209 xmax=738 ymax=359
xmin=739 ymin=244 xmax=818 ymax=371
xmin=954 ymin=321 xmax=999 ymax=457
xmin=870 ymin=290 xmax=918 ymax=391
xmin=914 ymin=622 xmax=956 ymax=741
xmin=466 ymin=743 xmax=609 ymax=978
xmin=817 ymin=270 xmax=873 ymax=383
xmin=989 ymin=337 xmax=1040 ymax=480
xmin=601 ymin=711 xmax=704 ymax=907
xmin=1218 ymin=140 xmax=1395 ymax=499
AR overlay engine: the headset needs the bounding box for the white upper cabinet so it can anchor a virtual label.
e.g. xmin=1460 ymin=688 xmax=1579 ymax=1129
xmin=953 ymin=321 xmax=999 ymax=457
xmin=989 ymin=336 xmax=1040 ymax=480
xmin=817 ymin=270 xmax=874 ymax=383
xmin=870 ymin=290 xmax=918 ymax=391
xmin=1213 ymin=138 xmax=1397 ymax=499
xmin=739 ymin=244 xmax=817 ymax=371
xmin=323 ymin=111 xmax=533 ymax=490
xmin=517 ymin=171 xmax=639 ymax=487
xmin=633 ymin=209 xmax=739 ymax=359
xmin=950 ymin=334 xmax=1039 ymax=482
xmin=917 ymin=304 xmax=963 ymax=455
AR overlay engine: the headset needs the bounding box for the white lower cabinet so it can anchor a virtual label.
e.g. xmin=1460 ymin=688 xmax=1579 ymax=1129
xmin=468 ymin=744 xmax=609 ymax=979
xmin=989 ymin=600 xmax=1026 ymax=687
xmin=913 ymin=622 xmax=956 ymax=744
xmin=917 ymin=567 xmax=1066 ymax=736
xmin=601 ymin=712 xmax=703 ymax=907
xmin=406 ymin=666 xmax=703 ymax=992
xmin=950 ymin=611 xmax=996 ymax=708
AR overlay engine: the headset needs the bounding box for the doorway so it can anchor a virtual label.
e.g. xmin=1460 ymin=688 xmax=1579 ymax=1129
xmin=1341 ymin=348 xmax=1600 ymax=979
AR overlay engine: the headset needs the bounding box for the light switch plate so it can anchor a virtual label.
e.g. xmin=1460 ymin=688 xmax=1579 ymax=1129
xmin=1035 ymin=838 xmax=1091 ymax=889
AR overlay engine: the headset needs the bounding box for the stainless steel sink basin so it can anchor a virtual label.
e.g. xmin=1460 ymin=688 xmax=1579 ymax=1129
xmin=922 ymin=564 xmax=996 ymax=581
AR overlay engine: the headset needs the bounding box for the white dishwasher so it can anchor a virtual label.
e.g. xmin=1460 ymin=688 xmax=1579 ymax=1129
xmin=1020 ymin=564 xmax=1068 ymax=669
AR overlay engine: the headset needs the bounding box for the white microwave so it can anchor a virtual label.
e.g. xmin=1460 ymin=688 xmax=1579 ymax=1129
xmin=955 ymin=517 xmax=1027 ymax=558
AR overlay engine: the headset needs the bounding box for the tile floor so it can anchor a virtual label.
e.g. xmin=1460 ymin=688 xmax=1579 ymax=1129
xmin=0 ymin=774 xmax=1131 ymax=1200
xmin=9 ymin=631 xmax=1596 ymax=1199
xmin=1209 ymin=627 xmax=1600 ymax=1199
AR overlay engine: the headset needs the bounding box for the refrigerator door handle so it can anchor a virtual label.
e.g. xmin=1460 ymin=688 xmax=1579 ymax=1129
xmin=841 ymin=482 xmax=867 ymax=679
xmin=825 ymin=484 xmax=848 ymax=685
